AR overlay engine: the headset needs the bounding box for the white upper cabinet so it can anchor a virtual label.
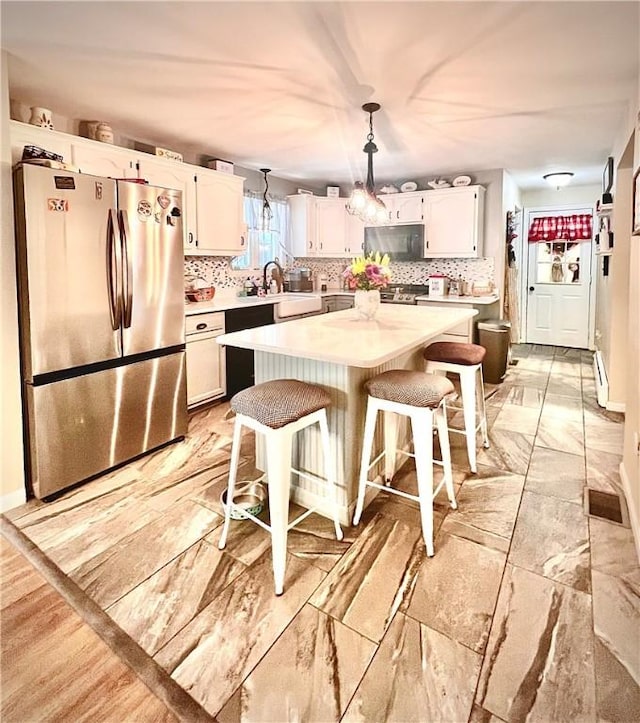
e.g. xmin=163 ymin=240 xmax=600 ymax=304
xmin=423 ymin=185 xmax=485 ymax=258
xmin=137 ymin=157 xmax=198 ymax=251
xmin=194 ymin=170 xmax=245 ymax=255
xmin=379 ymin=192 xmax=425 ymax=223
xmin=9 ymin=121 xmax=73 ymax=166
xmin=71 ymin=140 xmax=139 ymax=179
xmin=288 ymin=194 xmax=358 ymax=258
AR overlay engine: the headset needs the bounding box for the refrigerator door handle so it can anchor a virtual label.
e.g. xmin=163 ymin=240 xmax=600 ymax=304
xmin=119 ymin=209 xmax=133 ymax=328
xmin=107 ymin=209 xmax=122 ymax=331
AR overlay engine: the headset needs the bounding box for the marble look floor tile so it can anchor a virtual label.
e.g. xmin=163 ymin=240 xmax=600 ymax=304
xmin=447 ymin=466 xmax=525 ymax=539
xmin=536 ymin=414 xmax=584 ymax=456
xmin=217 ymin=603 xmax=376 ymax=723
xmin=503 ymin=385 xmax=545 ymax=408
xmin=342 ymin=613 xmax=481 ymax=723
xmin=525 ymin=446 xmax=585 ymax=504
xmin=506 ymin=370 xmax=549 ymax=389
xmin=550 ymin=359 xmax=582 ymax=378
xmin=154 ymin=551 xmax=325 ymax=717
xmin=468 ymin=704 xmax=507 ymax=723
xmin=515 ymin=357 xmax=553 ymax=374
xmin=583 ymin=396 xmax=625 ymax=425
xmin=592 ymin=569 xmax=640 ymax=691
xmin=437 ymin=517 xmax=510 ymax=554
xmin=540 ymin=392 xmax=584 ymax=420
xmin=205 ymin=517 xmax=272 ymax=567
xmin=477 ymin=564 xmax=596 ymax=722
xmin=70 ymin=499 xmax=221 ymax=608
xmin=107 ymin=540 xmax=247 ymax=656
xmin=546 ymin=378 xmax=583 ymax=398
xmin=593 ymin=636 xmax=640 ymax=722
xmin=407 ymin=533 xmax=506 ymax=653
xmin=509 ymin=491 xmax=590 ymax=592
xmin=471 ymin=430 xmax=533 ymax=476
xmin=589 ymin=518 xmax=640 ymax=593
xmin=285 ymin=513 xmax=353 ymax=572
xmin=310 ymin=513 xmax=423 ymax=643
xmin=584 ymin=419 xmax=625 ymax=456
xmin=492 ymin=403 xmax=541 ymax=437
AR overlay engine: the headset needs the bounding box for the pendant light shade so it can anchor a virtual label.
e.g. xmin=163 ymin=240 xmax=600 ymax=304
xmin=260 ymin=168 xmax=273 ymax=230
xmin=346 ymin=103 xmax=388 ymax=224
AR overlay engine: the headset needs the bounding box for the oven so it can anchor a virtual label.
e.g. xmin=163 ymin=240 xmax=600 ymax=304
xmin=380 ymin=284 xmax=430 ymax=305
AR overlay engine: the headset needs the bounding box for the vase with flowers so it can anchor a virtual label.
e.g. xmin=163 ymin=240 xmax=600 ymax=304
xmin=343 ymin=252 xmax=391 ymax=320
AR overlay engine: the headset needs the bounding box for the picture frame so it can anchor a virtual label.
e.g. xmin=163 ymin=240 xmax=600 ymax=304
xmin=633 ymin=169 xmax=640 ymax=236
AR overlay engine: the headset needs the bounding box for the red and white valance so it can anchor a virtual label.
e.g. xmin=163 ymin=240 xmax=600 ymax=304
xmin=528 ymin=215 xmax=593 ymax=243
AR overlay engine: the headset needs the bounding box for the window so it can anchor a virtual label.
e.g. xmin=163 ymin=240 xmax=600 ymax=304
xmin=231 ymin=193 xmax=290 ymax=270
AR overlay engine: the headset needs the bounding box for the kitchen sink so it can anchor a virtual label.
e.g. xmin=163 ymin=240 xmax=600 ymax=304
xmin=275 ymin=294 xmax=323 ymax=319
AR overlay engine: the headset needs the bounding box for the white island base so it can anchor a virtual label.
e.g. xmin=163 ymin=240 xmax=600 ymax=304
xmin=218 ymin=305 xmax=478 ymax=525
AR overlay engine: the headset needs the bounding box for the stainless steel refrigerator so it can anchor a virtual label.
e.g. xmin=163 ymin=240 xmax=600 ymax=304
xmin=13 ymin=164 xmax=188 ymax=499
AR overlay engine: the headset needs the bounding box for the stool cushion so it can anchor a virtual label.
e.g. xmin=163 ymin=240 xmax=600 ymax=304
xmin=231 ymin=379 xmax=331 ymax=429
xmin=365 ymin=370 xmax=454 ymax=408
xmin=423 ymin=341 xmax=486 ymax=366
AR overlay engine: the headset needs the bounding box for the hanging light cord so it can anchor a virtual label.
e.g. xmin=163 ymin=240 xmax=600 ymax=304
xmin=260 ymin=168 xmax=273 ymax=226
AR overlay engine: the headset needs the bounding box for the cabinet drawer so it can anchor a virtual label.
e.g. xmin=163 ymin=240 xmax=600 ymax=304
xmin=186 ymin=312 xmax=225 ymax=335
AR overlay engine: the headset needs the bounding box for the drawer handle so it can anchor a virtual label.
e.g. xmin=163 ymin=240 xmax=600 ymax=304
xmin=196 ymin=322 xmax=207 ymax=330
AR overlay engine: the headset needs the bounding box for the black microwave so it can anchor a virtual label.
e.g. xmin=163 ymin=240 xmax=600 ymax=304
xmin=364 ymin=223 xmax=425 ymax=261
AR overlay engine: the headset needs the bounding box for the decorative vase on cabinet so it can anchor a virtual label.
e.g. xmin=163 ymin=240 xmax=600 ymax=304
xmin=354 ymin=289 xmax=381 ymax=320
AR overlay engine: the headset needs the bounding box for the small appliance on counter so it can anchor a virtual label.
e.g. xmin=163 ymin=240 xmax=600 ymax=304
xmin=428 ymin=275 xmax=450 ymax=297
xmin=285 ymin=268 xmax=313 ymax=292
xmin=314 ymin=272 xmax=329 ymax=292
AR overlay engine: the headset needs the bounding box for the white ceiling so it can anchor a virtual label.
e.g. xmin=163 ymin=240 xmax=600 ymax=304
xmin=2 ymin=1 xmax=638 ymax=190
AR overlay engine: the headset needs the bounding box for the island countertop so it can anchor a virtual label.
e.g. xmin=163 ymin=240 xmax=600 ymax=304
xmin=216 ymin=304 xmax=477 ymax=368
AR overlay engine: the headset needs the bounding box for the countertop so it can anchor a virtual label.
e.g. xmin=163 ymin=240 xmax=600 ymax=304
xmin=185 ymin=290 xmax=498 ymax=315
xmin=216 ymin=304 xmax=477 ymax=368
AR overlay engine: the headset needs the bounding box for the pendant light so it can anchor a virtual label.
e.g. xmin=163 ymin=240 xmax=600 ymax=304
xmin=346 ymin=102 xmax=388 ymax=225
xmin=260 ymin=167 xmax=273 ymax=230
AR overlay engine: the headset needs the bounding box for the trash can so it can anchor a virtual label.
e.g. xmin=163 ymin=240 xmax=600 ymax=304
xmin=478 ymin=320 xmax=512 ymax=384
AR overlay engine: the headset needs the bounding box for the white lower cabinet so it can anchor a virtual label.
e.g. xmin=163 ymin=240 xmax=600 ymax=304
xmin=186 ymin=313 xmax=226 ymax=408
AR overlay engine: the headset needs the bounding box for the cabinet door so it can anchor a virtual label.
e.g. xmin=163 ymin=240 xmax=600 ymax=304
xmin=315 ymin=198 xmax=347 ymax=256
xmin=186 ymin=334 xmax=226 ymax=406
xmin=424 ymin=187 xmax=484 ymax=258
xmin=345 ymin=212 xmax=364 ymax=256
xmin=138 ymin=157 xmax=197 ymax=252
xmin=392 ymin=193 xmax=425 ymax=223
xmin=288 ymin=194 xmax=318 ymax=256
xmin=9 ymin=121 xmax=73 ymax=166
xmin=71 ymin=140 xmax=139 ymax=179
xmin=195 ymin=170 xmax=245 ymax=254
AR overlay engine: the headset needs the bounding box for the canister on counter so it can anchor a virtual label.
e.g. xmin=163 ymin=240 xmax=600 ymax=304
xmin=428 ymin=275 xmax=449 ymax=297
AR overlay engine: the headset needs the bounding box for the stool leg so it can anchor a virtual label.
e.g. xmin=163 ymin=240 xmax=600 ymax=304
xmin=436 ymin=402 xmax=457 ymax=510
xmin=460 ymin=367 xmax=478 ymax=473
xmin=353 ymin=398 xmax=378 ymax=526
xmin=478 ymin=366 xmax=490 ymax=449
xmin=218 ymin=416 xmax=243 ymax=550
xmin=383 ymin=410 xmax=398 ymax=483
xmin=318 ymin=410 xmax=343 ymax=541
xmin=267 ymin=428 xmax=293 ymax=596
xmin=412 ymin=409 xmax=435 ymax=557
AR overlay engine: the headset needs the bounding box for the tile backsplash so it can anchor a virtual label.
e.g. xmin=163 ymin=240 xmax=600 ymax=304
xmin=184 ymin=256 xmax=495 ymax=291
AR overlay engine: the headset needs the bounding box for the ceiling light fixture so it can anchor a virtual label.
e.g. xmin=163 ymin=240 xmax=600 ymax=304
xmin=543 ymin=172 xmax=574 ymax=189
xmin=346 ymin=102 xmax=388 ymax=225
xmin=260 ymin=167 xmax=273 ymax=230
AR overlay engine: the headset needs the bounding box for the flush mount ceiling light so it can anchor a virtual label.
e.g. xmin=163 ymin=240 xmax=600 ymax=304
xmin=543 ymin=172 xmax=575 ymax=189
xmin=260 ymin=167 xmax=273 ymax=230
xmin=346 ymin=102 xmax=388 ymax=225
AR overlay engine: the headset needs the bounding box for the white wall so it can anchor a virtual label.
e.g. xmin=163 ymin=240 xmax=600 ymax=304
xmin=1 ymin=54 xmax=27 ymax=511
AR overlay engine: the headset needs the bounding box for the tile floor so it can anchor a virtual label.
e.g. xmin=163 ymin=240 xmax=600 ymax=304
xmin=2 ymin=344 xmax=639 ymax=722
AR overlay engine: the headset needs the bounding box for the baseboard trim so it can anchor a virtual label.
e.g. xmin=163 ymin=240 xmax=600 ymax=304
xmin=619 ymin=461 xmax=640 ymax=564
xmin=0 ymin=488 xmax=27 ymax=514
xmin=606 ymin=400 xmax=626 ymax=413
xmin=594 ymin=350 xmax=608 ymax=408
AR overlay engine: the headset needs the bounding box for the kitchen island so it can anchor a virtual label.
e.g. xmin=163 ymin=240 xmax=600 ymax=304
xmin=217 ymin=304 xmax=477 ymax=524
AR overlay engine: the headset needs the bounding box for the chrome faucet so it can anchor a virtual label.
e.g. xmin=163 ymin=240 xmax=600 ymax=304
xmin=263 ymin=259 xmax=284 ymax=293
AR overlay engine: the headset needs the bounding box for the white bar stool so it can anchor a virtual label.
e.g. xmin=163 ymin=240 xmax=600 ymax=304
xmin=353 ymin=370 xmax=457 ymax=557
xmin=423 ymin=341 xmax=490 ymax=473
xmin=218 ymin=379 xmax=343 ymax=596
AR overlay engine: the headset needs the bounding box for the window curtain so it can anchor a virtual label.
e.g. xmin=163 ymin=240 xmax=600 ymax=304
xmin=528 ymin=214 xmax=592 ymax=242
xmin=232 ymin=193 xmax=291 ymax=269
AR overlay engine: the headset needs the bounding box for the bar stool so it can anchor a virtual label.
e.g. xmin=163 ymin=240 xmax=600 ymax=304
xmin=423 ymin=341 xmax=489 ymax=473
xmin=218 ymin=378 xmax=343 ymax=596
xmin=353 ymin=370 xmax=456 ymax=557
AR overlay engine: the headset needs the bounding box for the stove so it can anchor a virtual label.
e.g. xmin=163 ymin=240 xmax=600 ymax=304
xmin=380 ymin=284 xmax=430 ymax=305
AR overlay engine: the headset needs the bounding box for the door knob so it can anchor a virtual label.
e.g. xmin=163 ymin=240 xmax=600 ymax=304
xmin=529 ymin=286 xmax=535 ymax=292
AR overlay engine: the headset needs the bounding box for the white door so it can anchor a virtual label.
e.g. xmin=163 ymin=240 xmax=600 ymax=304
xmin=525 ymin=234 xmax=592 ymax=348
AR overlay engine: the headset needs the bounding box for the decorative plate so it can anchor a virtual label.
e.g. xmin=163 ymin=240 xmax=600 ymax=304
xmin=453 ymin=175 xmax=472 ymax=186
xmin=400 ymin=181 xmax=418 ymax=192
